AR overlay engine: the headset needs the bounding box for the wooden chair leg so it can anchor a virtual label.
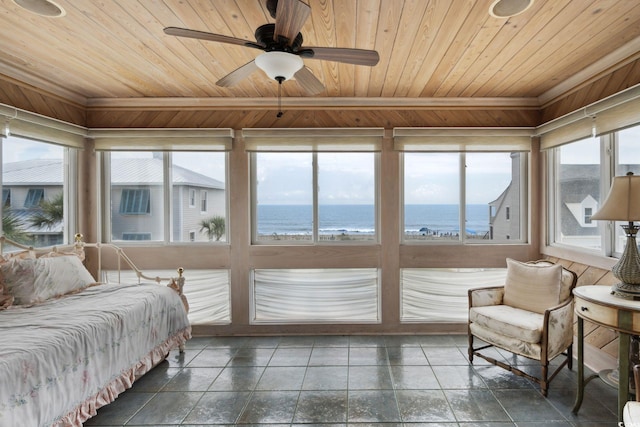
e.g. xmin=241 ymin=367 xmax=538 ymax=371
xmin=541 ymin=363 xmax=549 ymax=397
xmin=468 ymin=333 xmax=474 ymax=363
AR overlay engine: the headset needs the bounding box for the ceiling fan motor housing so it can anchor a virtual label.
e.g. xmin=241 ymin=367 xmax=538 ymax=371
xmin=255 ymin=23 xmax=303 ymax=53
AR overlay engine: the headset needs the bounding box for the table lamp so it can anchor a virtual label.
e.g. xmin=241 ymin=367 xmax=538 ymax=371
xmin=591 ymin=172 xmax=640 ymax=299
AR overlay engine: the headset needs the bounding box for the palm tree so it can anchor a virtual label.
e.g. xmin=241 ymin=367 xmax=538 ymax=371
xmin=199 ymin=215 xmax=225 ymax=241
xmin=2 ymin=210 xmax=29 ymax=244
xmin=29 ymin=192 xmax=64 ymax=230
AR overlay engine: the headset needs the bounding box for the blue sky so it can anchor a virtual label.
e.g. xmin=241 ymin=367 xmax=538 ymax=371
xmin=3 ymin=136 xmax=64 ymax=162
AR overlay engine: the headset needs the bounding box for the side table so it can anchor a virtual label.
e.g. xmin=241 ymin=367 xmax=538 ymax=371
xmin=572 ymin=285 xmax=640 ymax=423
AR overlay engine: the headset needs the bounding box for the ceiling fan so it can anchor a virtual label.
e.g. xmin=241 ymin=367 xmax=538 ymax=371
xmin=164 ymin=0 xmax=379 ymax=112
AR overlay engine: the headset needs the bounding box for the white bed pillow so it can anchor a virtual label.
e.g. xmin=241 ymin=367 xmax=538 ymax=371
xmin=502 ymin=258 xmax=562 ymax=314
xmin=1 ymin=255 xmax=96 ymax=305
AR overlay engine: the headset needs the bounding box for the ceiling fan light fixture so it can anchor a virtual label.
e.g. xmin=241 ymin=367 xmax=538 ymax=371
xmin=489 ymin=0 xmax=533 ymax=18
xmin=12 ymin=0 xmax=65 ymax=17
xmin=255 ymin=51 xmax=303 ymax=82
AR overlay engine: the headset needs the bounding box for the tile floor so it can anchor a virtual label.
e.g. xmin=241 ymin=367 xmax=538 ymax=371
xmin=85 ymin=335 xmax=619 ymax=426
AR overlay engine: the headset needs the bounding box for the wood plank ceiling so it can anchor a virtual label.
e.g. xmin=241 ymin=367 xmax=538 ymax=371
xmin=1 ymin=0 xmax=640 ymax=128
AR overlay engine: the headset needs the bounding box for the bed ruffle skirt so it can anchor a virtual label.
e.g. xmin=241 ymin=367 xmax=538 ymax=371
xmin=52 ymin=327 xmax=191 ymax=427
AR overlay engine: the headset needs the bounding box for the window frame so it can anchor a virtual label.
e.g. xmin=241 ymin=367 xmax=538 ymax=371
xmin=546 ymin=133 xmax=616 ymax=257
xmin=200 ymin=190 xmax=208 ymax=213
xmin=119 ymin=188 xmax=151 ymax=215
xmin=249 ymin=151 xmax=380 ymax=245
xmin=1 ymin=136 xmax=76 ymax=246
xmin=101 ymin=151 xmax=229 ymax=245
xmin=122 ymin=232 xmax=152 ymax=241
xmin=2 ymin=188 xmax=10 ymax=207
xmin=401 ymin=151 xmax=529 ymax=245
xmin=24 ymin=188 xmax=45 ymax=208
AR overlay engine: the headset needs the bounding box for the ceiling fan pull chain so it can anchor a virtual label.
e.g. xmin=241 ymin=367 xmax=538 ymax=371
xmin=277 ymin=77 xmax=284 ymax=118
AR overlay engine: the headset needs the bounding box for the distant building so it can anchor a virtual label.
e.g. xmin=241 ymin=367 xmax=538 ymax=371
xmin=488 ymin=153 xmax=522 ymax=241
xmin=488 ymin=160 xmax=622 ymax=245
xmin=2 ymin=159 xmax=64 ymax=246
xmin=555 ymin=164 xmax=600 ymax=248
xmin=2 ymin=157 xmax=225 ymax=243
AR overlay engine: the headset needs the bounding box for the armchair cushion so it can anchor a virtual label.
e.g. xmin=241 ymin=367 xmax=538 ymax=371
xmin=503 ymin=258 xmax=562 ymax=314
xmin=469 ymin=304 xmax=544 ymax=344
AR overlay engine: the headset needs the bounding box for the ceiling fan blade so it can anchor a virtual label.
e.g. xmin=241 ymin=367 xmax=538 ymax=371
xmin=294 ymin=67 xmax=325 ymax=95
xmin=216 ymin=60 xmax=259 ymax=87
xmin=304 ymin=47 xmax=380 ymax=66
xmin=274 ymin=0 xmax=311 ymax=46
xmin=164 ymin=27 xmax=262 ymax=48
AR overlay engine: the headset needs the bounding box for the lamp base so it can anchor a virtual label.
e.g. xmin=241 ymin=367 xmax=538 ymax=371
xmin=611 ymin=282 xmax=640 ymax=300
xmin=610 ymin=224 xmax=640 ymax=300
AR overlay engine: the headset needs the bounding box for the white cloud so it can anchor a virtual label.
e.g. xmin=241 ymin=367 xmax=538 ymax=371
xmin=3 ymin=136 xmax=64 ymax=162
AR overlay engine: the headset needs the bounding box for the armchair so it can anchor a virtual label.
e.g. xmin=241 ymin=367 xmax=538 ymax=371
xmin=468 ymin=258 xmax=578 ymax=396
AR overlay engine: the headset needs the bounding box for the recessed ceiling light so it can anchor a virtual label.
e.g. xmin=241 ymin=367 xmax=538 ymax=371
xmin=489 ymin=0 xmax=534 ymax=18
xmin=12 ymin=0 xmax=65 ymax=18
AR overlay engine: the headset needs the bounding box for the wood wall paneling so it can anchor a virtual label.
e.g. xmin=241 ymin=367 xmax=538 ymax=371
xmin=541 ymin=58 xmax=640 ymax=122
xmin=0 ymin=77 xmax=86 ymax=126
xmin=548 ymin=256 xmax=621 ymax=364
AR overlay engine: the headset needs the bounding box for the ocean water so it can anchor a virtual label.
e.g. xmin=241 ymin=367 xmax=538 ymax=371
xmin=256 ymin=204 xmax=490 ymax=236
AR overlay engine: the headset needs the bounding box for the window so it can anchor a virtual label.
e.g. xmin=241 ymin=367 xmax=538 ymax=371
xmin=200 ymin=190 xmax=208 ymax=212
xmin=107 ymin=151 xmax=227 ymax=243
xmin=548 ymin=124 xmax=640 ymax=255
xmin=254 ymin=153 xmax=312 ymax=242
xmin=172 ymin=152 xmax=226 ymax=243
xmin=318 ymin=153 xmax=376 ymax=242
xmin=404 ymin=153 xmax=459 ymax=241
xmin=551 ymin=137 xmax=601 ymax=251
xmin=252 ymin=152 xmax=377 ymax=243
xmin=24 ymin=188 xmax=44 ymax=208
xmin=404 ymin=152 xmax=526 ymax=243
xmin=2 ymin=136 xmax=69 ymax=247
xmin=122 ymin=232 xmax=151 ymax=241
xmin=614 ymin=126 xmax=640 ymax=254
xmin=119 ymin=189 xmax=150 ymax=214
xmin=584 ymin=207 xmax=593 ymax=224
xmin=109 ymin=152 xmax=164 ymax=242
xmin=467 ymin=152 xmax=523 ymax=242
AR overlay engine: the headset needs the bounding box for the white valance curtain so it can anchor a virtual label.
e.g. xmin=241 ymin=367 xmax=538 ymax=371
xmin=0 ymin=103 xmax=86 ymax=148
xmin=251 ymin=268 xmax=380 ymax=323
xmin=89 ymin=128 xmax=234 ymax=151
xmin=401 ymin=268 xmax=506 ymax=322
xmin=537 ymin=83 xmax=640 ymax=149
xmin=102 ymin=269 xmax=231 ymax=325
xmin=537 ymin=116 xmax=594 ymax=150
xmin=393 ymin=127 xmax=533 ymax=152
xmin=242 ymin=128 xmax=384 ymax=152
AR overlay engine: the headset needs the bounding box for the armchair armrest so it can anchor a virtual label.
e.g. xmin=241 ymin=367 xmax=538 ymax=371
xmin=544 ymin=297 xmax=575 ymax=359
xmin=468 ymin=286 xmax=504 ymax=308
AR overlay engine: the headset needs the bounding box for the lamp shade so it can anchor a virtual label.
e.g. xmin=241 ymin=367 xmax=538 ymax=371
xmin=591 ymin=172 xmax=640 ymax=221
xmin=254 ymin=51 xmax=304 ymax=81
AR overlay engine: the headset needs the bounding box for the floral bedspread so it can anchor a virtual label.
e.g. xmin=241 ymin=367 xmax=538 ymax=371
xmin=0 ymin=282 xmax=191 ymax=427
